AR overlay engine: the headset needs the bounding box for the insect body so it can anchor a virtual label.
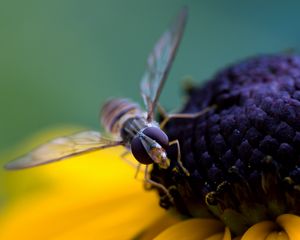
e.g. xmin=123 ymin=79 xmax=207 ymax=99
xmin=101 ymin=98 xmax=170 ymax=169
xmin=5 ymin=7 xmax=192 ymax=202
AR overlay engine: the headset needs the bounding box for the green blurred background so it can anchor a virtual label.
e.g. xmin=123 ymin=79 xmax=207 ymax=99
xmin=1 ymin=0 xmax=300 ymax=153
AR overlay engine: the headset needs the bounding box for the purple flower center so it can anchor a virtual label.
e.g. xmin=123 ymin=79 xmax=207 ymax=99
xmin=150 ymin=54 xmax=300 ymax=235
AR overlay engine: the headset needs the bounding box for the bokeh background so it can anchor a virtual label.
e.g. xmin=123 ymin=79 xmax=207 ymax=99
xmin=2 ymin=0 xmax=300 ymax=154
xmin=2 ymin=0 xmax=300 ymax=213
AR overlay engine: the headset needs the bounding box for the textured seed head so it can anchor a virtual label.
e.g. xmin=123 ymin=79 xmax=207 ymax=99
xmin=150 ymin=54 xmax=300 ymax=235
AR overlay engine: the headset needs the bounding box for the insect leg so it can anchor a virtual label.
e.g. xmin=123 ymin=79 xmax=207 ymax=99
xmin=134 ymin=163 xmax=142 ymax=179
xmin=121 ymin=151 xmax=145 ymax=181
xmin=144 ymin=165 xmax=174 ymax=204
xmin=160 ymin=104 xmax=217 ymax=129
xmin=169 ymin=139 xmax=190 ymax=176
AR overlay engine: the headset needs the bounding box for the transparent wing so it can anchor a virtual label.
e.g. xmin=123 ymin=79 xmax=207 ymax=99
xmin=5 ymin=131 xmax=123 ymax=170
xmin=141 ymin=7 xmax=188 ymax=121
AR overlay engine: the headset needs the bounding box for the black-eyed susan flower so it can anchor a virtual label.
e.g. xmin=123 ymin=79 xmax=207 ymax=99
xmin=151 ymin=54 xmax=300 ymax=239
xmin=1 ymin=54 xmax=300 ymax=239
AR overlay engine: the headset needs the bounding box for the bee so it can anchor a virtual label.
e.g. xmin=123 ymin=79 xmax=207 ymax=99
xmin=5 ymin=7 xmax=207 ymax=202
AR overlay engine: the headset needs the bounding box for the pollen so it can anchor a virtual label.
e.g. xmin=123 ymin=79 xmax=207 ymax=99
xmin=150 ymin=54 xmax=300 ymax=235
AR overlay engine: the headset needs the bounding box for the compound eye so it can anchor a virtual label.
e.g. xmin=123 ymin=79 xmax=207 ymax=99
xmin=142 ymin=127 xmax=169 ymax=148
xmin=131 ymin=136 xmax=153 ymax=165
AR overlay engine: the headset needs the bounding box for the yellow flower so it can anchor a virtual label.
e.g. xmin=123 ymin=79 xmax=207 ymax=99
xmin=0 ymin=128 xmax=300 ymax=239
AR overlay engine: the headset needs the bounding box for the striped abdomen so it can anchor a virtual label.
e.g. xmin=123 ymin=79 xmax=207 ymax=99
xmin=101 ymin=98 xmax=143 ymax=137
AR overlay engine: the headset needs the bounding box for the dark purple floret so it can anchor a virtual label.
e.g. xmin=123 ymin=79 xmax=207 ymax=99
xmin=150 ymin=54 xmax=300 ymax=235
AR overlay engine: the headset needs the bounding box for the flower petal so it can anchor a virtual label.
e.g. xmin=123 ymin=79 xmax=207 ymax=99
xmin=154 ymin=218 xmax=224 ymax=240
xmin=223 ymin=227 xmax=232 ymax=240
xmin=0 ymin=128 xmax=168 ymax=239
xmin=241 ymin=221 xmax=277 ymax=240
xmin=265 ymin=231 xmax=289 ymax=240
xmin=136 ymin=212 xmax=182 ymax=240
xmin=205 ymin=232 xmax=224 ymax=240
xmin=277 ymin=214 xmax=300 ymax=240
xmin=205 ymin=227 xmax=232 ymax=240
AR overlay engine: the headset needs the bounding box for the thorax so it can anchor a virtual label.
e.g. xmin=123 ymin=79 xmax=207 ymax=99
xmin=120 ymin=117 xmax=149 ymax=145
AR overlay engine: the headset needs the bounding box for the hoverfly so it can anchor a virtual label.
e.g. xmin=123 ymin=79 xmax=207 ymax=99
xmin=5 ymin=7 xmax=203 ymax=202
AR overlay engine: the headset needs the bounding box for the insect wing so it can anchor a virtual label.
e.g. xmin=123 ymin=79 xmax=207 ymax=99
xmin=140 ymin=7 xmax=188 ymax=121
xmin=5 ymin=131 xmax=122 ymax=170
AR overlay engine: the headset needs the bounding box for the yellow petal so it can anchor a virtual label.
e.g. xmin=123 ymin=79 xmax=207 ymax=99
xmin=154 ymin=218 xmax=224 ymax=240
xmin=241 ymin=221 xmax=277 ymax=240
xmin=0 ymin=126 xmax=83 ymax=202
xmin=205 ymin=227 xmax=232 ymax=240
xmin=205 ymin=232 xmax=224 ymax=240
xmin=223 ymin=227 xmax=232 ymax=240
xmin=0 ymin=128 xmax=168 ymax=239
xmin=277 ymin=214 xmax=300 ymax=240
xmin=265 ymin=231 xmax=289 ymax=240
xmin=137 ymin=212 xmax=183 ymax=240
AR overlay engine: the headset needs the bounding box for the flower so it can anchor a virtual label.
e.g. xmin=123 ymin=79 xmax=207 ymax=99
xmin=151 ymin=54 xmax=300 ymax=239
xmin=2 ymin=54 xmax=300 ymax=239
xmin=0 ymin=127 xmax=177 ymax=239
xmin=0 ymin=129 xmax=299 ymax=239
